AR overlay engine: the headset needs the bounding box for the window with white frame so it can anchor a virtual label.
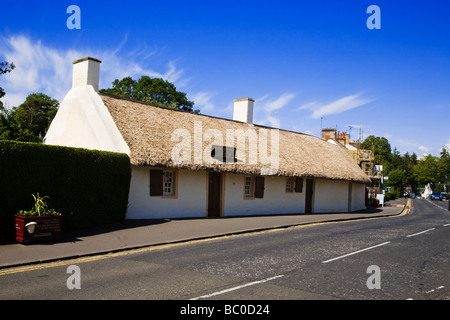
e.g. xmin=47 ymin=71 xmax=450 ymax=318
xmin=150 ymin=169 xmax=177 ymax=198
xmin=286 ymin=177 xmax=293 ymax=192
xmin=243 ymin=175 xmax=264 ymax=199
xmin=244 ymin=176 xmax=253 ymax=198
xmin=163 ymin=171 xmax=175 ymax=196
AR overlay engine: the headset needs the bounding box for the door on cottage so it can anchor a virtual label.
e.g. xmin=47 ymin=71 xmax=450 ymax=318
xmin=208 ymin=172 xmax=222 ymax=217
xmin=305 ymin=179 xmax=313 ymax=214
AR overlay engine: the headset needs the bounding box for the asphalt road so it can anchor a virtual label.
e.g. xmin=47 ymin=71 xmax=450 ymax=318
xmin=0 ymin=198 xmax=448 ymax=304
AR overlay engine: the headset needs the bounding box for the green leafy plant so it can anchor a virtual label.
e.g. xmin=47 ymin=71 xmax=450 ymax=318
xmin=17 ymin=193 xmax=62 ymax=217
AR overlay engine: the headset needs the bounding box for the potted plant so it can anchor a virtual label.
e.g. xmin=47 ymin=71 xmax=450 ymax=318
xmin=15 ymin=193 xmax=62 ymax=243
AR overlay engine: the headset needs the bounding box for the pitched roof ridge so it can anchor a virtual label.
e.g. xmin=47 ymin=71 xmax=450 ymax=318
xmin=98 ymin=92 xmax=315 ymax=138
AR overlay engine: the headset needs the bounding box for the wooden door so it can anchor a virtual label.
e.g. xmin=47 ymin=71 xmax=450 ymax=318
xmin=305 ymin=179 xmax=313 ymax=214
xmin=208 ymin=172 xmax=222 ymax=217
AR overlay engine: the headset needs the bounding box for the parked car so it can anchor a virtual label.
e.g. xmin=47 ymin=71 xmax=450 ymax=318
xmin=431 ymin=192 xmax=442 ymax=200
xmin=441 ymin=192 xmax=448 ymax=200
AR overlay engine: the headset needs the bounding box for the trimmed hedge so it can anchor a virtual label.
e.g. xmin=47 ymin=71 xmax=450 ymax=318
xmin=0 ymin=141 xmax=131 ymax=241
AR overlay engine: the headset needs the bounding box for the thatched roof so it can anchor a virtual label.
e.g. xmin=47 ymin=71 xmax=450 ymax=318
xmin=100 ymin=93 xmax=370 ymax=183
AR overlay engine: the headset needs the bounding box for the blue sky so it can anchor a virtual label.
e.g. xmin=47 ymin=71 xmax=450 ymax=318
xmin=1 ymin=0 xmax=449 ymax=157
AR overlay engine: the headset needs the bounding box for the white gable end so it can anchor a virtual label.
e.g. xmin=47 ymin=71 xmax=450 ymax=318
xmin=44 ymin=85 xmax=130 ymax=155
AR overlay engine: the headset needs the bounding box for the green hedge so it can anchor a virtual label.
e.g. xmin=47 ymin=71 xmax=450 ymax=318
xmin=0 ymin=141 xmax=131 ymax=241
xmin=384 ymin=191 xmax=398 ymax=201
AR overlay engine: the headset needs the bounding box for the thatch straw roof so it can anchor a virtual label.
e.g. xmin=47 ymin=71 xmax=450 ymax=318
xmin=100 ymin=93 xmax=370 ymax=183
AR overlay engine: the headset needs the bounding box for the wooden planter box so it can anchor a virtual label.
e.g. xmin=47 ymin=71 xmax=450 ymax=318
xmin=15 ymin=215 xmax=62 ymax=243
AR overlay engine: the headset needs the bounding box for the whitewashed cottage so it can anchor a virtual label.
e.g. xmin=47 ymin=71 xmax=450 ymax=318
xmin=44 ymin=57 xmax=370 ymax=219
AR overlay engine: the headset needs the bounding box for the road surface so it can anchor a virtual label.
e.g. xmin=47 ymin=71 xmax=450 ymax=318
xmin=0 ymin=198 xmax=448 ymax=305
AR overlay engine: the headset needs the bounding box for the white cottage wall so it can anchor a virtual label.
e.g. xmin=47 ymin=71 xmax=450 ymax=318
xmin=223 ymin=173 xmax=306 ymax=216
xmin=313 ymin=179 xmax=350 ymax=213
xmin=126 ymin=166 xmax=207 ymax=219
xmin=125 ymin=168 xmax=366 ymax=219
xmin=350 ymin=182 xmax=366 ymax=212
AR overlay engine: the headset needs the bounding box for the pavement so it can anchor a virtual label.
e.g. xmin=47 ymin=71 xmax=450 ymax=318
xmin=0 ymin=198 xmax=409 ymax=269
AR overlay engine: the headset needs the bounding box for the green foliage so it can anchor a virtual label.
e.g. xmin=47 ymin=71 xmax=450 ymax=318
xmin=0 ymin=141 xmax=131 ymax=241
xmin=438 ymin=148 xmax=450 ymax=183
xmin=0 ymin=93 xmax=59 ymax=142
xmin=387 ymin=169 xmax=404 ymax=191
xmin=0 ymin=61 xmax=15 ymax=100
xmin=384 ymin=191 xmax=398 ymax=201
xmin=100 ymin=76 xmax=200 ymax=113
xmin=413 ymin=154 xmax=439 ymax=187
xmin=17 ymin=193 xmax=62 ymax=217
xmin=362 ymin=135 xmax=450 ymax=193
xmin=361 ymin=135 xmax=392 ymax=172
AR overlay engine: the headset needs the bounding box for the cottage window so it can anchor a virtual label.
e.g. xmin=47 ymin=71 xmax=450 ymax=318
xmin=244 ymin=176 xmax=253 ymax=198
xmin=163 ymin=171 xmax=175 ymax=196
xmin=150 ymin=169 xmax=177 ymax=198
xmin=286 ymin=177 xmax=293 ymax=192
xmin=244 ymin=175 xmax=264 ymax=199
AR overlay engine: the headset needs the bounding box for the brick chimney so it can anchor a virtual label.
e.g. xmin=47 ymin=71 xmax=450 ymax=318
xmin=72 ymin=57 xmax=102 ymax=91
xmin=336 ymin=131 xmax=350 ymax=145
xmin=233 ymin=98 xmax=254 ymax=124
xmin=321 ymin=128 xmax=336 ymax=141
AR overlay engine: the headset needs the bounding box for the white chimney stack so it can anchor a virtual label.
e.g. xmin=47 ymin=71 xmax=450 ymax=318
xmin=233 ymin=98 xmax=254 ymax=124
xmin=72 ymin=57 xmax=102 ymax=91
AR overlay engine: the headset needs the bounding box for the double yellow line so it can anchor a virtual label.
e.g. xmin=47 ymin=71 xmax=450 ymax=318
xmin=398 ymin=198 xmax=412 ymax=216
xmin=0 ymin=236 xmax=239 ymax=276
xmin=0 ymin=254 xmax=111 ymax=276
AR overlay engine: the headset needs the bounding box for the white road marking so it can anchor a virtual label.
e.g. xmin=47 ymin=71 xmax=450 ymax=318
xmin=190 ymin=275 xmax=284 ymax=300
xmin=406 ymin=228 xmax=435 ymax=238
xmin=425 ymin=199 xmax=448 ymax=210
xmin=322 ymin=242 xmax=391 ymax=264
xmin=426 ymin=285 xmax=445 ymax=294
xmin=407 ymin=286 xmax=444 ymax=300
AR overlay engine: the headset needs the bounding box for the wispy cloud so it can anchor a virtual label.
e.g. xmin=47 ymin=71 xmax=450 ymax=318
xmin=298 ymin=93 xmax=374 ymax=119
xmin=191 ymin=91 xmax=216 ymax=113
xmin=0 ymin=35 xmax=187 ymax=108
xmin=255 ymin=93 xmax=295 ymax=128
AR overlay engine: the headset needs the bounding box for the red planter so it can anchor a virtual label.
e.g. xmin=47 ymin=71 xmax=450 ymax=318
xmin=15 ymin=215 xmax=62 ymax=243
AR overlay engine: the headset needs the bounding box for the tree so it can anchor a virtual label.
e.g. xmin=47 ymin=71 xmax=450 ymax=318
xmin=438 ymin=147 xmax=450 ymax=186
xmin=387 ymin=169 xmax=404 ymax=195
xmin=100 ymin=76 xmax=199 ymax=113
xmin=359 ymin=134 xmax=448 ymax=194
xmin=0 ymin=93 xmax=59 ymax=142
xmin=0 ymin=61 xmax=15 ymax=112
xmin=390 ymin=147 xmax=403 ymax=172
xmin=0 ymin=61 xmax=15 ymax=100
xmin=413 ymin=154 xmax=439 ymax=187
xmin=361 ymin=135 xmax=392 ymax=173
xmin=402 ymin=152 xmax=418 ymax=192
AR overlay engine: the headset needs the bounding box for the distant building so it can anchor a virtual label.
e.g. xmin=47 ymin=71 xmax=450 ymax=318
xmin=321 ymin=128 xmax=376 ymax=178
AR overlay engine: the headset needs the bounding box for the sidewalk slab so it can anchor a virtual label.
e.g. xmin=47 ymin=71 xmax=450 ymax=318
xmin=0 ymin=199 xmax=408 ymax=269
